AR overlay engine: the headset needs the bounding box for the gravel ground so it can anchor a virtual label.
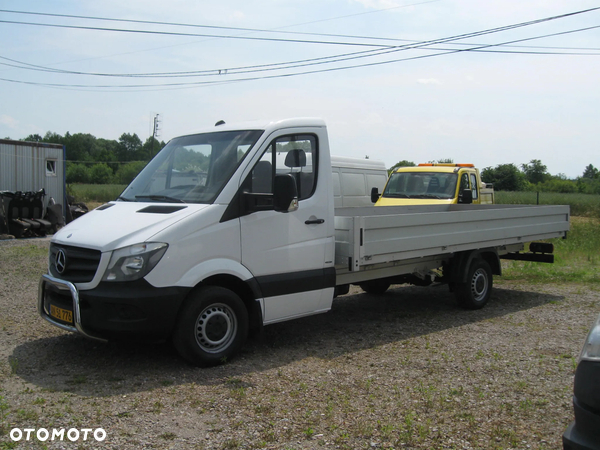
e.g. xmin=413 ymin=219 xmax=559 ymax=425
xmin=1 ymin=237 xmax=598 ymax=449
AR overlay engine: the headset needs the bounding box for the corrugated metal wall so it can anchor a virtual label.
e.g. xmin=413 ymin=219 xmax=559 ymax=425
xmin=0 ymin=139 xmax=66 ymax=211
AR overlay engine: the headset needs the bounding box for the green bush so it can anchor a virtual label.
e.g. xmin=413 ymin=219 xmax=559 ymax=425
xmin=538 ymin=178 xmax=578 ymax=194
xmin=66 ymin=163 xmax=90 ymax=183
xmin=115 ymin=161 xmax=147 ymax=184
xmin=89 ymin=163 xmax=114 ymax=184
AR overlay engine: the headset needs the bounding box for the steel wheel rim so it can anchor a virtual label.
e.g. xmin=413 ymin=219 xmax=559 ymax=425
xmin=194 ymin=303 xmax=237 ymax=353
xmin=470 ymin=268 xmax=489 ymax=302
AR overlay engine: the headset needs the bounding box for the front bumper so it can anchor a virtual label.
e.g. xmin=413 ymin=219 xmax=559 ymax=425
xmin=38 ymin=274 xmax=191 ymax=341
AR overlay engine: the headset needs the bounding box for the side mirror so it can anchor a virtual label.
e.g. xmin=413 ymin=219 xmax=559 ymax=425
xmin=370 ymin=187 xmax=380 ymax=204
xmin=459 ymin=189 xmax=473 ymax=204
xmin=273 ymin=174 xmax=299 ymax=212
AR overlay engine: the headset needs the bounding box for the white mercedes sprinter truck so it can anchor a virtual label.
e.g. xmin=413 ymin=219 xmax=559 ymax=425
xmin=39 ymin=118 xmax=569 ymax=366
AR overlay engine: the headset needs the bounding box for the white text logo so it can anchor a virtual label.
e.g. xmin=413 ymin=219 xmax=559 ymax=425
xmin=10 ymin=428 xmax=107 ymax=442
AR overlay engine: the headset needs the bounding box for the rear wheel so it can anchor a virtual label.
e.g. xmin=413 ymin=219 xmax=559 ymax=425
xmin=455 ymin=259 xmax=492 ymax=309
xmin=173 ymin=286 xmax=249 ymax=367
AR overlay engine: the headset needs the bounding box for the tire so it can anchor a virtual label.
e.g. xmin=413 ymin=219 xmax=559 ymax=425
xmin=334 ymin=284 xmax=350 ymax=297
xmin=359 ymin=280 xmax=391 ymax=295
xmin=455 ymin=259 xmax=493 ymax=310
xmin=173 ymin=286 xmax=249 ymax=367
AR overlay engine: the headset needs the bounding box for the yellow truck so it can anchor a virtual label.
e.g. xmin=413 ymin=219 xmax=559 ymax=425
xmin=373 ymin=163 xmax=494 ymax=206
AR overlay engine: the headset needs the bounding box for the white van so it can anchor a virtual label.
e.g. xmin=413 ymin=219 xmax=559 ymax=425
xmin=331 ymin=156 xmax=388 ymax=208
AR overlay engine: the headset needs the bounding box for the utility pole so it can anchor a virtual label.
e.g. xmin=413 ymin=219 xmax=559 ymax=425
xmin=152 ymin=114 xmax=161 ymax=157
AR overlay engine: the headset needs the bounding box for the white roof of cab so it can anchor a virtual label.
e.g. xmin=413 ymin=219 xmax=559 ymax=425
xmin=185 ymin=117 xmax=327 ymax=136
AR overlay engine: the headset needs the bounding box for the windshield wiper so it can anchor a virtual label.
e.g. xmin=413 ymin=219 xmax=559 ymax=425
xmin=135 ymin=195 xmax=186 ymax=203
xmin=410 ymin=194 xmax=444 ymax=199
xmin=116 ymin=196 xmax=134 ymax=202
xmin=384 ymin=193 xmax=410 ymax=198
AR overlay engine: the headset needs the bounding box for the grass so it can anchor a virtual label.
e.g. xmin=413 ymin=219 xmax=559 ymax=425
xmin=0 ymin=395 xmax=9 ymax=435
xmin=501 ymin=217 xmax=600 ymax=284
xmin=496 ymin=190 xmax=600 ymax=218
xmin=68 ymin=183 xmax=126 ymax=204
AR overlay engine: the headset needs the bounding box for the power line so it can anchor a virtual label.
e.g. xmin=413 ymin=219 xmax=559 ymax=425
xmin=0 ymin=1 xmax=441 ymax=46
xmin=0 ymin=1 xmax=442 ymax=72
xmin=1 ymin=6 xmax=599 ymax=49
xmin=1 ymin=7 xmax=599 ymax=91
xmin=0 ymin=18 xmax=399 ymax=48
xmin=3 ymin=35 xmax=600 ymax=80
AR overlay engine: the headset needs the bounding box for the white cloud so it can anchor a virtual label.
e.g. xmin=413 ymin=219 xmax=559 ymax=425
xmin=0 ymin=115 xmax=18 ymax=129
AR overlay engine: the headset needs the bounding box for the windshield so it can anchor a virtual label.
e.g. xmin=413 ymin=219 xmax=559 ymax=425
xmin=118 ymin=129 xmax=263 ymax=204
xmin=382 ymin=172 xmax=458 ymax=200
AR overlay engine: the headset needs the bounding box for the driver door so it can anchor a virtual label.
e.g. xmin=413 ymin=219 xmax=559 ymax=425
xmin=239 ymin=131 xmax=335 ymax=324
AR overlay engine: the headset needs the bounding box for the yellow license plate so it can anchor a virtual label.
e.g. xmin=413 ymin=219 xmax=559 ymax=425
xmin=50 ymin=305 xmax=73 ymax=323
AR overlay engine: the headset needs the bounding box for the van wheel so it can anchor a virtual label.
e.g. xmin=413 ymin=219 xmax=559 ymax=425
xmin=173 ymin=286 xmax=249 ymax=367
xmin=359 ymin=280 xmax=390 ymax=295
xmin=455 ymin=259 xmax=492 ymax=309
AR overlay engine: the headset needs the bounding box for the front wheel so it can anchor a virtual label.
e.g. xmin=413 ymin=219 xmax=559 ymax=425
xmin=173 ymin=286 xmax=249 ymax=367
xmin=455 ymin=259 xmax=493 ymax=310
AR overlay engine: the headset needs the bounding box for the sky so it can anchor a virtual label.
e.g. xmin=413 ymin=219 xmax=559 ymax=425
xmin=1 ymin=0 xmax=599 ymax=179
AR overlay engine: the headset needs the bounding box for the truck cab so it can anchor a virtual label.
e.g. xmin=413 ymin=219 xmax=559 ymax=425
xmin=374 ymin=163 xmax=494 ymax=206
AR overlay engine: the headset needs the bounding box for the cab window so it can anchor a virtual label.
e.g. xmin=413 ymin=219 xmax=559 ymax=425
xmin=459 ymin=173 xmax=469 ymax=194
xmin=470 ymin=173 xmax=479 ymax=200
xmin=247 ymin=134 xmax=317 ymax=201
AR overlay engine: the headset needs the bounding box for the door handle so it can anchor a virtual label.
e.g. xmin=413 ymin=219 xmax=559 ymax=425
xmin=305 ymin=218 xmax=325 ymax=225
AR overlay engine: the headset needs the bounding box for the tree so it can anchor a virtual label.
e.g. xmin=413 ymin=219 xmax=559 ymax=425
xmin=63 ymin=133 xmax=96 ymax=162
xmin=141 ymin=136 xmax=165 ymax=161
xmin=22 ymin=133 xmax=43 ymax=142
xmin=42 ymin=131 xmax=64 ymax=144
xmin=118 ymin=133 xmax=143 ymax=161
xmin=481 ymin=164 xmax=527 ymax=191
xmin=521 ymin=159 xmax=548 ymax=185
xmin=582 ymin=164 xmax=598 ymax=179
xmin=388 ymin=160 xmax=416 ymax=173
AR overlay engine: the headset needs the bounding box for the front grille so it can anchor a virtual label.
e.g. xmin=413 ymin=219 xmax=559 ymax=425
xmin=49 ymin=243 xmax=101 ymax=283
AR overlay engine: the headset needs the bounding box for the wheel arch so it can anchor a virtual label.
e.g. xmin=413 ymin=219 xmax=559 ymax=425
xmin=194 ymin=274 xmax=263 ymax=334
xmin=170 ymin=259 xmax=264 ymax=335
xmin=448 ymin=248 xmax=501 ymax=283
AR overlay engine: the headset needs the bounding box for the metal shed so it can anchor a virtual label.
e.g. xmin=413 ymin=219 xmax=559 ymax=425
xmin=0 ymin=139 xmax=66 ymax=215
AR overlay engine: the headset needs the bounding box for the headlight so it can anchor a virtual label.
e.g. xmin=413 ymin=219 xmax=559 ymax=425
xmin=580 ymin=314 xmax=600 ymax=362
xmin=102 ymin=243 xmax=168 ymax=282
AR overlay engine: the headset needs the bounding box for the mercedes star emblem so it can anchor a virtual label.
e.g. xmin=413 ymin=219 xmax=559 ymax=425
xmin=55 ymin=249 xmax=67 ymax=274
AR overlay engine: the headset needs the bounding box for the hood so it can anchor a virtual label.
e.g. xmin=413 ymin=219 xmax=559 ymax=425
xmin=52 ymin=202 xmax=210 ymax=251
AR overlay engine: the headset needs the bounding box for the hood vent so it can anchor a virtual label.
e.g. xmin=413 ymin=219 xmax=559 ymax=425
xmin=137 ymin=205 xmax=187 ymax=214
